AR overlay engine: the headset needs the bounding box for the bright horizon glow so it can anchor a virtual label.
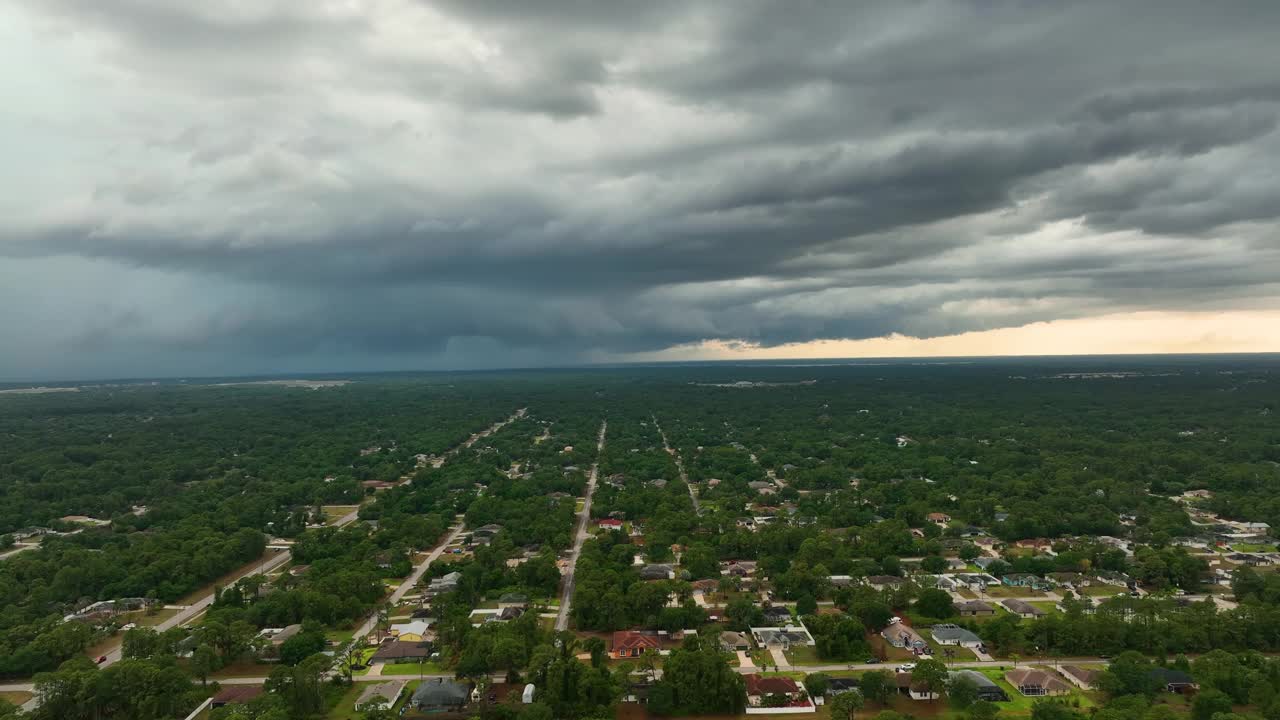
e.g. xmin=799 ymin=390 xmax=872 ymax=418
xmin=614 ymin=310 xmax=1280 ymax=363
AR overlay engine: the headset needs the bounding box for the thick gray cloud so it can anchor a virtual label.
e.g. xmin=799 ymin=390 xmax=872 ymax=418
xmin=2 ymin=0 xmax=1280 ymax=379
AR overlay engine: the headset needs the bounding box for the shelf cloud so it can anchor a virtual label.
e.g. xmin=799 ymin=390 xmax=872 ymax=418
xmin=2 ymin=1 xmax=1279 ymax=378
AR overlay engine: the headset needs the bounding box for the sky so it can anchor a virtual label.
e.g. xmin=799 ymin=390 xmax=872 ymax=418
xmin=2 ymin=1 xmax=1280 ymax=380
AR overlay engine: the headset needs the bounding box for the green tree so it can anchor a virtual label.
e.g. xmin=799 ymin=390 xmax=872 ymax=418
xmin=804 ymin=673 xmax=829 ymax=696
xmin=914 ymin=589 xmax=956 ymax=619
xmin=1029 ymin=700 xmax=1086 ymax=720
xmin=949 ymin=673 xmax=979 ymax=710
xmin=860 ymin=670 xmax=895 ymax=705
xmin=829 ymin=691 xmax=864 ymax=719
xmin=911 ymin=659 xmax=949 ymax=701
xmin=192 ymin=644 xmax=220 ymax=687
xmin=278 ymin=629 xmax=326 ymax=666
xmin=968 ymin=699 xmax=1001 ymax=720
xmin=1097 ymin=652 xmax=1160 ymax=697
xmin=922 ymin=555 xmax=949 ymax=574
xmin=649 ymin=636 xmax=745 ymax=716
xmin=360 ymin=703 xmax=396 ymax=720
xmin=1192 ymin=689 xmax=1234 ymax=720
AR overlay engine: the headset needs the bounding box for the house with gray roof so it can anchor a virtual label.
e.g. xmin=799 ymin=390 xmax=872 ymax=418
xmin=411 ymin=678 xmax=470 ymax=711
xmin=930 ymin=624 xmax=983 ymax=647
xmin=1001 ymin=598 xmax=1046 ymax=619
xmin=356 ymin=680 xmax=407 ymax=711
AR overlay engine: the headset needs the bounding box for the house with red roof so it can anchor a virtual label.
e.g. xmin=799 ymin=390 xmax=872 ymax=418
xmin=611 ymin=631 xmax=661 ymax=658
xmin=743 ymin=674 xmax=812 ymax=711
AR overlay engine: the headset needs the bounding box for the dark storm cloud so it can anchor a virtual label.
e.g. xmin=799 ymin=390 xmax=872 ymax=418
xmin=2 ymin=0 xmax=1280 ymax=377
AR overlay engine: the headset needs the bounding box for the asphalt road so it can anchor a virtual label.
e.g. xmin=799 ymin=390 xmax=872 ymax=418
xmin=652 ymin=415 xmax=697 ymax=513
xmin=555 ymin=420 xmax=607 ymax=631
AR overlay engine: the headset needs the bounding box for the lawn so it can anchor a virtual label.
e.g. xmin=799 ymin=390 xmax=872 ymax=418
xmin=322 ymin=505 xmax=361 ymax=525
xmin=1030 ymin=601 xmax=1062 ymax=613
xmin=979 ymin=586 xmax=1045 ymax=598
xmin=782 ymin=645 xmax=824 ymax=665
xmin=209 ymin=658 xmax=277 ymax=679
xmin=376 ymin=661 xmax=448 ymax=676
xmin=1230 ymin=543 xmax=1277 ymax=553
xmin=1079 ymin=585 xmax=1125 ymax=597
xmin=0 ymin=691 xmax=32 ymax=706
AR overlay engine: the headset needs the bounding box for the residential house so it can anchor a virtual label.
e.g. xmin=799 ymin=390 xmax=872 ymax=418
xmin=498 ymin=593 xmax=528 ymax=608
xmin=1149 ymin=668 xmax=1198 ymax=694
xmin=744 ymin=674 xmax=809 ymax=708
xmin=748 ymin=481 xmax=777 ymax=495
xmin=826 ymin=678 xmax=860 ymax=696
xmin=356 ymin=680 xmax=407 ymax=711
xmin=1047 ymin=572 xmax=1088 ymax=587
xmin=751 ymin=626 xmax=816 ymax=648
xmin=866 ymin=575 xmax=906 ymax=590
xmin=639 ymin=564 xmax=676 ymax=581
xmin=927 ymin=512 xmax=951 ymax=525
xmin=268 ymin=624 xmax=302 ymax=647
xmin=1058 ymin=665 xmax=1098 ymax=690
xmin=881 ymin=622 xmax=928 ymax=651
xmin=11 ymin=527 xmax=52 ymax=542
xmin=719 ymin=631 xmax=751 ymax=652
xmin=485 ymin=606 xmax=525 ymax=623
xmin=956 ymin=600 xmax=995 ymax=617
xmin=926 ymin=575 xmax=959 ymax=592
xmin=1007 ymin=668 xmax=1072 ymax=696
xmin=597 ymin=518 xmax=624 ymax=531
xmin=1001 ymin=599 xmax=1046 ymax=619
xmin=427 ymin=571 xmax=461 ymax=595
xmin=371 ymin=640 xmax=433 ymax=664
xmin=411 ymin=679 xmax=470 ymax=712
xmin=211 ymin=686 xmax=264 ymax=709
xmin=1094 ymin=570 xmax=1135 ymax=589
xmin=1226 ymin=552 xmax=1269 ymax=567
xmin=930 ymin=624 xmax=983 ymax=647
xmin=761 ymin=606 xmax=792 ymax=624
xmin=721 ymin=560 xmax=758 ymax=577
xmin=1015 ymin=538 xmax=1055 ymax=554
xmin=828 ymin=574 xmax=855 ymax=588
xmin=390 ymin=620 xmax=432 ymax=642
xmin=611 ymin=631 xmax=661 ymax=658
xmin=1002 ymin=573 xmax=1043 ymax=588
xmin=895 ymin=673 xmax=940 ymax=701
xmin=950 ymin=670 xmax=1008 ymax=702
xmin=691 ymin=578 xmax=719 ymax=593
xmin=973 ymin=557 xmax=1000 ymax=571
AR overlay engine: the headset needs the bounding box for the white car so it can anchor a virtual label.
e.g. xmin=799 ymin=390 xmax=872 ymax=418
xmin=896 ymin=663 xmax=916 ymax=673
xmin=889 ymin=616 xmax=902 ymax=625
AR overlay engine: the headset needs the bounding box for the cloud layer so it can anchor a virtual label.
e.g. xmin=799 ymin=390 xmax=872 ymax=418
xmin=3 ymin=1 xmax=1280 ymax=378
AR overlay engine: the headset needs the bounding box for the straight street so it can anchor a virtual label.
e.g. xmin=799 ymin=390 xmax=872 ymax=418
xmin=8 ymin=655 xmax=1122 ymax=692
xmin=347 ymin=521 xmax=466 ymax=643
xmin=555 ymin=420 xmax=607 ymax=631
xmin=652 ymin=415 xmax=697 ymax=513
